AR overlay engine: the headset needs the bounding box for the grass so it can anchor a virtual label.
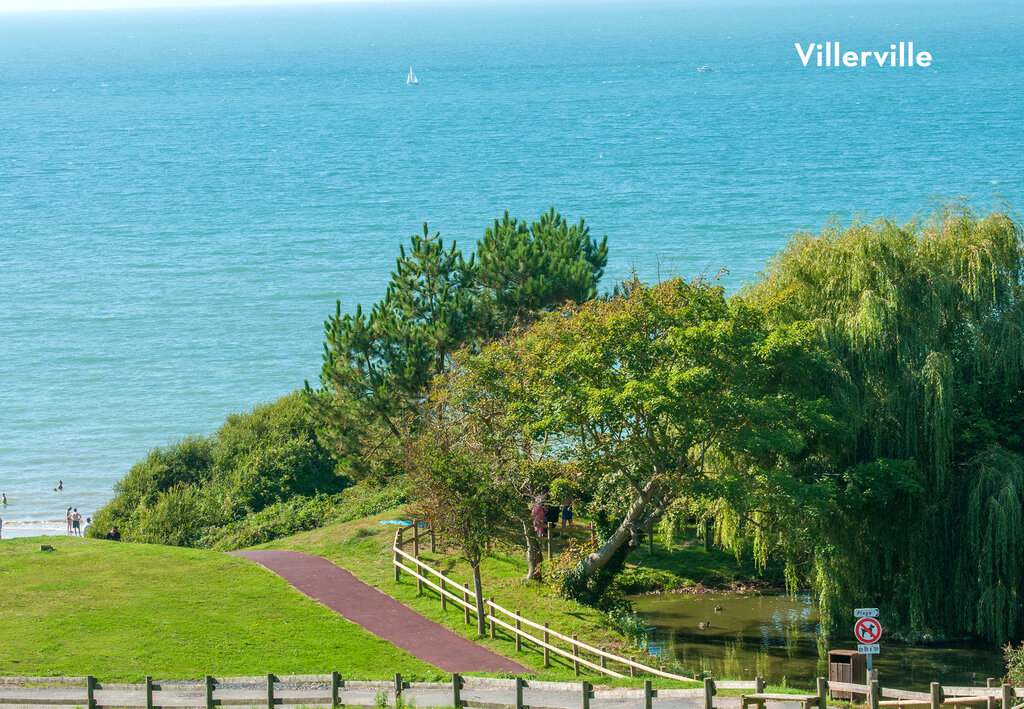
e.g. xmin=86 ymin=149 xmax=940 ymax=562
xmin=0 ymin=537 xmax=442 ymax=682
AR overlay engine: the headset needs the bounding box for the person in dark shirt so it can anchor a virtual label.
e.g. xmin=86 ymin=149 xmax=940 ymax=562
xmin=105 ymin=526 xmax=121 ymax=541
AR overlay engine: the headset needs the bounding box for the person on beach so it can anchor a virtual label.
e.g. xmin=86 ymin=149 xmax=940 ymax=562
xmin=55 ymin=480 xmax=63 ymax=492
xmin=2 ymin=492 xmax=7 ymax=505
xmin=105 ymin=526 xmax=121 ymax=541
xmin=65 ymin=506 xmax=72 ymax=535
xmin=71 ymin=508 xmax=82 ymax=536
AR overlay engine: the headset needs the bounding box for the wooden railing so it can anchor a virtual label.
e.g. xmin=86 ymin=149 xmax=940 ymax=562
xmin=2 ymin=674 xmax=1020 ymax=709
xmin=392 ymin=522 xmax=706 ymax=683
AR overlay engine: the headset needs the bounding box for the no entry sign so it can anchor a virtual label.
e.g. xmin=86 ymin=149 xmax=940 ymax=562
xmin=854 ymin=617 xmax=882 ymax=645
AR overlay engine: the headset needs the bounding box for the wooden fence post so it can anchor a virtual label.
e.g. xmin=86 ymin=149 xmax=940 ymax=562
xmin=205 ymin=675 xmax=215 ymax=709
xmin=704 ymin=677 xmax=716 ymax=709
xmin=440 ymin=578 xmax=447 ymax=610
xmin=463 ymin=588 xmax=471 ymax=625
xmin=266 ymin=673 xmax=275 ymax=709
xmin=145 ymin=676 xmax=153 ymax=709
xmin=931 ymin=682 xmax=944 ymax=709
xmin=413 ymin=521 xmax=420 ymax=558
xmin=394 ymin=673 xmax=402 ymax=700
xmin=600 ymin=656 xmax=607 ymax=670
xmin=581 ymin=680 xmax=593 ymax=709
xmin=416 ymin=566 xmax=423 ymax=595
xmin=452 ymin=673 xmax=462 ymax=709
xmin=572 ymin=634 xmax=580 ymax=676
xmin=394 ymin=530 xmax=402 ymax=582
xmin=515 ymin=677 xmax=524 ymax=709
xmin=755 ymin=676 xmax=765 ymax=694
xmin=515 ymin=610 xmax=522 ymax=652
xmin=817 ymin=677 xmax=828 ymax=709
xmin=488 ymin=598 xmax=496 ymax=638
xmin=644 ymin=679 xmax=654 ymax=709
xmin=86 ymin=676 xmax=97 ymax=709
xmin=629 ymin=656 xmax=637 ymax=677
xmin=590 ymin=520 xmax=596 ymax=543
xmin=987 ymin=679 xmax=997 ymax=709
xmin=1002 ymin=684 xmax=1013 ymax=709
xmin=331 ymin=671 xmax=340 ymax=709
xmin=543 ymin=622 xmax=550 ymax=667
xmin=869 ymin=679 xmax=880 ymax=709
xmin=546 ymin=523 xmax=553 ymax=563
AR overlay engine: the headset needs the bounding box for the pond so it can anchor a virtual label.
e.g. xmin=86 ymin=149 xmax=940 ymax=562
xmin=631 ymin=593 xmax=1006 ymax=691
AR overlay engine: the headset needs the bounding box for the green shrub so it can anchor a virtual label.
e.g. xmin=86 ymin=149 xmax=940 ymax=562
xmin=1006 ymin=642 xmax=1024 ymax=685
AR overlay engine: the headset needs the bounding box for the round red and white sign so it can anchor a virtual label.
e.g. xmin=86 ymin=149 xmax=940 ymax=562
xmin=854 ymin=617 xmax=882 ymax=644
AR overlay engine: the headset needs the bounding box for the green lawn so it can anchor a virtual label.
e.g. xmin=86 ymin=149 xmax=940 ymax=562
xmin=0 ymin=537 xmax=441 ymax=682
xmin=263 ymin=512 xmax=701 ymax=686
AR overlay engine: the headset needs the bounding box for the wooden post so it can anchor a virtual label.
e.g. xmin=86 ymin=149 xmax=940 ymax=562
xmin=581 ymin=680 xmax=593 ymax=709
xmin=440 ymin=578 xmax=447 ymax=610
xmin=629 ymin=656 xmax=637 ymax=677
xmin=515 ymin=610 xmax=522 ymax=652
xmin=590 ymin=520 xmax=596 ymax=543
xmin=145 ymin=676 xmax=153 ymax=709
xmin=644 ymin=679 xmax=654 ymax=709
xmin=463 ymin=588 xmax=471 ymax=625
xmin=543 ymin=622 xmax=550 ymax=667
xmin=869 ymin=679 xmax=880 ymax=709
xmin=452 ymin=673 xmax=462 ymax=709
xmin=572 ymin=634 xmax=580 ymax=676
xmin=267 ymin=673 xmax=275 ymax=709
xmin=515 ymin=677 xmax=524 ymax=709
xmin=205 ymin=675 xmax=215 ymax=709
xmin=430 ymin=527 xmax=436 ymax=553
xmin=987 ymin=679 xmax=998 ymax=709
xmin=931 ymin=682 xmax=944 ymax=709
xmin=489 ymin=598 xmax=496 ymax=638
xmin=755 ymin=676 xmax=766 ymax=694
xmin=413 ymin=521 xmax=420 ymax=557
xmin=394 ymin=530 xmax=402 ymax=582
xmin=394 ymin=673 xmax=402 ymax=700
xmin=704 ymin=518 xmax=713 ymax=551
xmin=86 ymin=676 xmax=97 ymax=709
xmin=416 ymin=566 xmax=423 ymax=595
xmin=704 ymin=677 xmax=716 ymax=709
xmin=331 ymin=671 xmax=340 ymax=709
xmin=817 ymin=677 xmax=828 ymax=709
xmin=1002 ymin=684 xmax=1013 ymax=709
xmin=600 ymin=656 xmax=607 ymax=670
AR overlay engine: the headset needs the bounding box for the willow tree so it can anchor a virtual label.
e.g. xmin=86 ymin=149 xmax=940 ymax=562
xmin=744 ymin=203 xmax=1024 ymax=642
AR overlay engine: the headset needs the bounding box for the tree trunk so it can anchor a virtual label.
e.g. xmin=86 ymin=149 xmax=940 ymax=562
xmin=522 ymin=521 xmax=543 ymax=580
xmin=473 ymin=564 xmax=486 ymax=636
xmin=703 ymin=518 xmax=713 ymax=551
xmin=579 ymin=479 xmax=662 ymax=578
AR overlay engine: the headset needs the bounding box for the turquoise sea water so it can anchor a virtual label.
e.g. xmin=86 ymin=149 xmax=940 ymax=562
xmin=1 ymin=0 xmax=1022 ymax=533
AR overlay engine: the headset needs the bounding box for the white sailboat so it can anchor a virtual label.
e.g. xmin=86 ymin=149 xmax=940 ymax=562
xmin=406 ymin=67 xmax=419 ymax=85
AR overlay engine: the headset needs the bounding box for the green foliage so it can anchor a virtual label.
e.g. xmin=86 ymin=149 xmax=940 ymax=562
xmin=92 ymin=392 xmax=342 ymax=547
xmin=1005 ymin=642 xmax=1024 ymax=686
xmin=745 ymin=203 xmax=1024 ymax=642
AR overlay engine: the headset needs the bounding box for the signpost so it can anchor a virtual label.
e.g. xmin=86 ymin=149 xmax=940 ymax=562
xmin=854 ymin=610 xmax=881 ymax=672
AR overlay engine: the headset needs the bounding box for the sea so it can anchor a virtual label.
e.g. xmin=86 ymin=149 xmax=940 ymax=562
xmin=1 ymin=0 xmax=1022 ymax=536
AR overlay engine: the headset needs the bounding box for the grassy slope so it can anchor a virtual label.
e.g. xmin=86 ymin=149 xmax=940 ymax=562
xmin=0 ymin=537 xmax=441 ymax=682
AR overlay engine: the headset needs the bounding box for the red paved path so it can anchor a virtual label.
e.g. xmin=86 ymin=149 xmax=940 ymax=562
xmin=229 ymin=549 xmax=530 ymax=674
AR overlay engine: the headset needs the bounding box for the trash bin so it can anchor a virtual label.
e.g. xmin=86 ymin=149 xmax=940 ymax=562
xmin=828 ymin=649 xmax=866 ymax=699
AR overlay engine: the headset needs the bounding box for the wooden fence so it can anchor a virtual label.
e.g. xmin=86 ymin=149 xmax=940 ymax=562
xmin=391 ymin=522 xmax=697 ymax=683
xmin=1 ymin=674 xmax=1021 ymax=709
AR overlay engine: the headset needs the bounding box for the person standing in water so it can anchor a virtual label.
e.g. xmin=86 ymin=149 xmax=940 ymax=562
xmin=65 ymin=506 xmax=72 ymax=535
xmin=55 ymin=480 xmax=63 ymax=492
xmin=2 ymin=492 xmax=7 ymax=505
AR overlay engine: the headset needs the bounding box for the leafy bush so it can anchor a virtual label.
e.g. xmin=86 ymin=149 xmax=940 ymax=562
xmin=1006 ymin=642 xmax=1024 ymax=686
xmin=612 ymin=566 xmax=687 ymax=595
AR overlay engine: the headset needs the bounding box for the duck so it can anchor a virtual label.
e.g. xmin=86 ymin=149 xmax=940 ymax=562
xmin=714 ymin=605 xmax=723 ymax=612
xmin=698 ymin=621 xmax=710 ymax=629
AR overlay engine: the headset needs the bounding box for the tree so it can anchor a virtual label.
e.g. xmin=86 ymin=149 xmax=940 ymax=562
xmin=744 ymin=203 xmax=1024 ymax=642
xmin=464 ymin=276 xmax=841 ymax=602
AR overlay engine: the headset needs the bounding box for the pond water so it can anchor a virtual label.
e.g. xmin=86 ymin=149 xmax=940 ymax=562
xmin=631 ymin=593 xmax=1006 ymax=691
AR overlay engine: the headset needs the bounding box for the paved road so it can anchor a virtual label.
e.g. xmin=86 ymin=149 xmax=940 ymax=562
xmin=0 ymin=681 xmax=816 ymax=709
xmin=228 ymin=549 xmax=528 ymax=674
